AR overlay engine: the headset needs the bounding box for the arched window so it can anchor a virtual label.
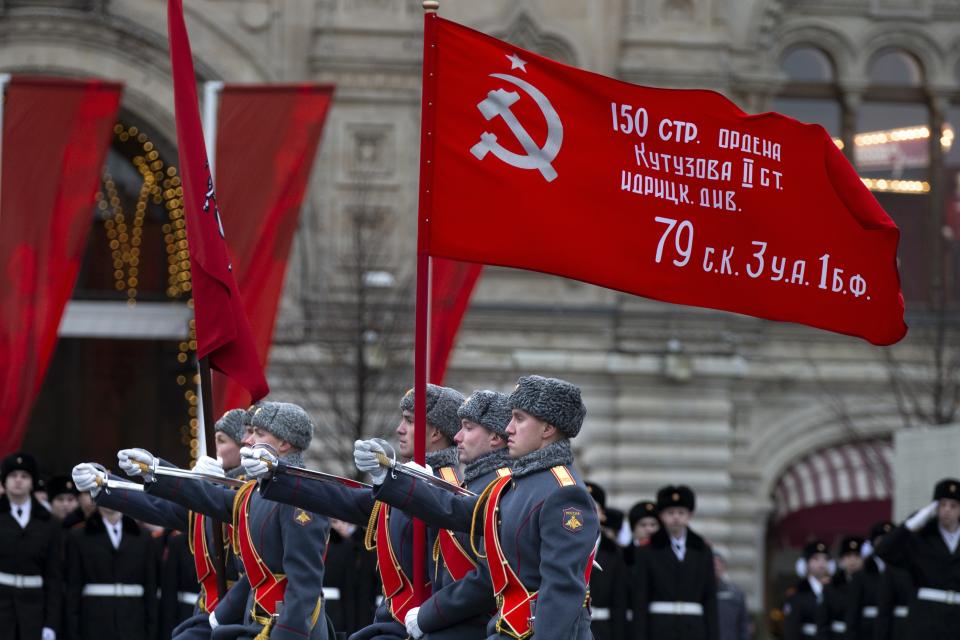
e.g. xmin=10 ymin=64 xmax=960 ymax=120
xmin=857 ymin=48 xmax=934 ymax=303
xmin=771 ymin=46 xmax=841 ymax=137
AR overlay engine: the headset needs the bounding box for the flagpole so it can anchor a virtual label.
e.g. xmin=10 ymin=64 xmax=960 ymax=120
xmin=0 ymin=74 xmax=10 ymax=228
xmin=198 ymin=78 xmax=228 ymax=603
xmin=413 ymin=0 xmax=440 ymax=605
xmin=195 ymin=81 xmax=224 ymax=459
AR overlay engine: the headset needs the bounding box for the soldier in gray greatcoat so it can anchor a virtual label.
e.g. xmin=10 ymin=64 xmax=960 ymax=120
xmin=355 ymin=374 xmax=601 ymax=640
xmin=118 ymin=401 xmax=334 ymax=640
xmin=243 ymin=384 xmax=466 ymax=640
xmin=403 ymin=389 xmax=514 ymax=640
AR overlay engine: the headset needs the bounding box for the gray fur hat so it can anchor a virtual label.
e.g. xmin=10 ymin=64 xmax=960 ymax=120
xmin=508 ymin=375 xmax=586 ymax=438
xmin=215 ymin=408 xmax=246 ymax=445
xmin=457 ymin=390 xmax=512 ymax=439
xmin=400 ymin=384 xmax=465 ymax=442
xmin=249 ymin=402 xmax=314 ymax=451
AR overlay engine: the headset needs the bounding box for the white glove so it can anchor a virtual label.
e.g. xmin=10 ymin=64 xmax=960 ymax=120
xmin=353 ymin=440 xmax=387 ymax=485
xmin=42 ymin=628 xmax=55 ymax=640
xmin=402 ymin=460 xmax=434 ymax=476
xmin=209 ymin=611 xmax=219 ymax=629
xmin=906 ymin=500 xmax=939 ymax=532
xmin=191 ymin=455 xmax=225 ymax=478
xmin=117 ymin=448 xmax=157 ymax=482
xmin=404 ymin=607 xmax=423 ymax=639
xmin=71 ymin=463 xmax=105 ymax=498
xmin=240 ymin=446 xmax=276 ymax=480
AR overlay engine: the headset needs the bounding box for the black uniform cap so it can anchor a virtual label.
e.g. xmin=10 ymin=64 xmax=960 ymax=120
xmin=656 ymin=484 xmax=695 ymax=512
xmin=934 ymin=478 xmax=960 ymax=502
xmin=628 ymin=500 xmax=659 ymax=529
xmin=803 ymin=539 xmax=830 ymax=560
xmin=837 ymin=536 xmax=864 ymax=557
xmin=47 ymin=475 xmax=79 ymax=500
xmin=605 ymin=507 xmax=625 ymax=532
xmin=869 ymin=520 xmax=894 ymax=542
xmin=585 ymin=481 xmax=607 ymax=510
xmin=1 ymin=452 xmax=38 ymax=485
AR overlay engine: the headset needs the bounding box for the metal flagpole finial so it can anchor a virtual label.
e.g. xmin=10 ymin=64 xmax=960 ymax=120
xmin=423 ymin=1 xmax=439 ymax=12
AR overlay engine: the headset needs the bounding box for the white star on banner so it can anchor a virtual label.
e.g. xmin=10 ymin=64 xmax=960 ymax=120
xmin=505 ymin=53 xmax=528 ymax=72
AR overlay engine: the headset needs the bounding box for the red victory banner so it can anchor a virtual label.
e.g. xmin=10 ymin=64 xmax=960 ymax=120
xmin=0 ymin=76 xmax=122 ymax=455
xmin=418 ymin=15 xmax=907 ymax=346
xmin=211 ymin=84 xmax=334 ymax=414
xmin=168 ymin=0 xmax=268 ymax=401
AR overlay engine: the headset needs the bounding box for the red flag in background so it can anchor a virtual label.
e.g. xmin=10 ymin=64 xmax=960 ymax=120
xmin=211 ymin=84 xmax=334 ymax=414
xmin=0 ymin=77 xmax=121 ymax=455
xmin=429 ymin=259 xmax=482 ymax=384
xmin=419 ymin=16 xmax=907 ymax=345
xmin=167 ymin=0 xmax=268 ymax=401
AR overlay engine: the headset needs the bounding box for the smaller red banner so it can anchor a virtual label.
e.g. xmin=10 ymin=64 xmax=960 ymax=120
xmin=168 ymin=0 xmax=268 ymax=401
xmin=0 ymin=76 xmax=122 ymax=455
xmin=212 ymin=84 xmax=334 ymax=413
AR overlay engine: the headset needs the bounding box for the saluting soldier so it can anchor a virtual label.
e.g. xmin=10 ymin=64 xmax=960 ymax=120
xmin=404 ymin=389 xmax=513 ymax=640
xmin=845 ymin=522 xmax=892 ymax=640
xmin=818 ymin=535 xmax=862 ymax=639
xmin=355 ymin=374 xmax=601 ymax=640
xmin=783 ymin=540 xmax=830 ymax=640
xmin=64 ymin=504 xmax=158 ymax=640
xmin=71 ymin=407 xmax=248 ymax=639
xmin=586 ymin=481 xmax=628 ymax=640
xmin=875 ymin=477 xmax=960 ymax=640
xmin=244 ymin=384 xmax=466 ymax=640
xmin=632 ymin=485 xmax=718 ymax=640
xmin=119 ymin=401 xmax=334 ymax=640
xmin=0 ymin=452 xmax=62 ymax=640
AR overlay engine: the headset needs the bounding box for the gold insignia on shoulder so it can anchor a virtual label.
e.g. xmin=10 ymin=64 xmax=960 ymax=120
xmin=295 ymin=509 xmax=312 ymax=526
xmin=562 ymin=508 xmax=584 ymax=532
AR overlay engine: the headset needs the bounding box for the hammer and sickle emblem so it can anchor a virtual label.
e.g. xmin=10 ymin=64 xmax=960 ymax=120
xmin=470 ymin=73 xmax=563 ymax=183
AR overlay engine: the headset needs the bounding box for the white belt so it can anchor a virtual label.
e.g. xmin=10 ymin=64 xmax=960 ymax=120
xmin=649 ymin=601 xmax=703 ymax=615
xmin=178 ymin=591 xmax=199 ymax=606
xmin=917 ymin=587 xmax=960 ymax=605
xmin=831 ymin=620 xmax=846 ymax=633
xmin=802 ymin=623 xmax=817 ymax=636
xmin=82 ymin=583 xmax=145 ymax=597
xmin=0 ymin=572 xmax=42 ymax=589
xmin=323 ymin=587 xmax=340 ymax=601
xmin=894 ymin=606 xmax=908 ymax=617
xmin=862 ymin=606 xmax=878 ymax=618
xmin=590 ymin=607 xmax=610 ymax=620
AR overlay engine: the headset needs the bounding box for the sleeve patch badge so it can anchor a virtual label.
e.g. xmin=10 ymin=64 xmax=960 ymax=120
xmin=295 ymin=509 xmax=312 ymax=526
xmin=562 ymin=507 xmax=584 ymax=532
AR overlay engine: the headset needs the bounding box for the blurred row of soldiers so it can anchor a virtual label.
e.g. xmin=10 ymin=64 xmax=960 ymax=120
xmin=1 ymin=376 xmax=957 ymax=639
xmin=779 ymin=477 xmax=960 ymax=640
